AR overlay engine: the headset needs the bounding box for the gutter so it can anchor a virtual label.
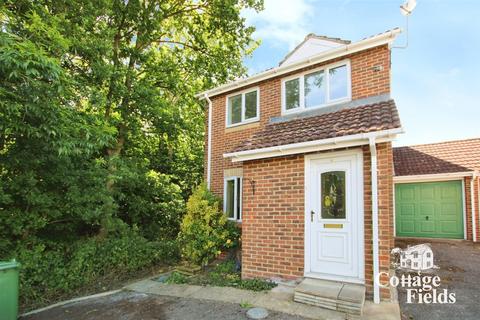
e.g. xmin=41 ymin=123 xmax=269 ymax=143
xmin=205 ymin=93 xmax=213 ymax=190
xmin=393 ymin=171 xmax=476 ymax=182
xmin=369 ymin=137 xmax=380 ymax=304
xmin=224 ymin=128 xmax=403 ymax=163
xmin=196 ymin=28 xmax=402 ymax=99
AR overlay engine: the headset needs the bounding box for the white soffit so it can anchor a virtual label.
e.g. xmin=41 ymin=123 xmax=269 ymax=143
xmin=280 ymin=38 xmax=346 ymax=66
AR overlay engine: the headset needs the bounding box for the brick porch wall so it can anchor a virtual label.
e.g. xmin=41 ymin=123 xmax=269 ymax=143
xmin=241 ymin=155 xmax=305 ymax=279
xmin=241 ymin=143 xmax=394 ymax=300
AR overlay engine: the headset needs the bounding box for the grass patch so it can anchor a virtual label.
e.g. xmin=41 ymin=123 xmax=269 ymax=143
xmin=240 ymin=301 xmax=253 ymax=308
xmin=166 ymin=259 xmax=276 ymax=292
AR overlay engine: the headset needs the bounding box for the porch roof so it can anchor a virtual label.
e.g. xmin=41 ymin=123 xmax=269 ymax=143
xmin=229 ymin=99 xmax=401 ymax=154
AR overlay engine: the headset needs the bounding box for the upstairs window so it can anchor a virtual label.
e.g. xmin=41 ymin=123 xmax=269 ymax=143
xmin=282 ymin=61 xmax=350 ymax=114
xmin=224 ymin=177 xmax=242 ymax=221
xmin=226 ymin=88 xmax=259 ymax=127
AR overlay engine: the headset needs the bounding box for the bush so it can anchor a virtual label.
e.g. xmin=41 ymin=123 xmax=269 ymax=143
xmin=15 ymin=231 xmax=180 ymax=309
xmin=178 ymin=183 xmax=239 ymax=266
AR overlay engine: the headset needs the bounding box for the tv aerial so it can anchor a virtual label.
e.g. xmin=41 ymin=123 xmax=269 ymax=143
xmin=394 ymin=0 xmax=417 ymax=49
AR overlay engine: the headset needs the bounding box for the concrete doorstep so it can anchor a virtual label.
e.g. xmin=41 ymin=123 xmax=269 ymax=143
xmin=124 ymin=279 xmax=400 ymax=320
xmin=294 ymin=278 xmax=365 ymax=315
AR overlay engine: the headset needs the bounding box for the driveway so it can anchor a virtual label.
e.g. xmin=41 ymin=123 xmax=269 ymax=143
xmin=395 ymin=239 xmax=480 ymax=320
xmin=22 ymin=291 xmax=308 ymax=320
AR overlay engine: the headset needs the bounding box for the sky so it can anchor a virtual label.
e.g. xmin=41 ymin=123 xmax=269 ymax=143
xmin=241 ymin=0 xmax=480 ymax=146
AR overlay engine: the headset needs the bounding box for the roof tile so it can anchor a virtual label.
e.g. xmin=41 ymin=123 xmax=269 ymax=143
xmin=393 ymin=138 xmax=480 ymax=176
xmin=231 ymin=100 xmax=401 ymax=153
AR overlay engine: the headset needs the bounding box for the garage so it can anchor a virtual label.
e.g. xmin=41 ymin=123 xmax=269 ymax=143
xmin=395 ymin=180 xmax=464 ymax=239
xmin=393 ymin=139 xmax=480 ymax=241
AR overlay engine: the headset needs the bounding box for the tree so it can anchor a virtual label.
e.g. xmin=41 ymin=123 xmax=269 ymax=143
xmin=1 ymin=0 xmax=263 ymax=237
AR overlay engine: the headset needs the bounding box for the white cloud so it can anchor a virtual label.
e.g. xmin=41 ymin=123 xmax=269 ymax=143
xmin=242 ymin=0 xmax=314 ymax=49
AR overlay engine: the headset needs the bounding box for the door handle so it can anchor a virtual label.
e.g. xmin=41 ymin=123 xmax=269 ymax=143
xmin=311 ymin=210 xmax=315 ymax=222
xmin=426 ymin=216 xmax=429 ymax=221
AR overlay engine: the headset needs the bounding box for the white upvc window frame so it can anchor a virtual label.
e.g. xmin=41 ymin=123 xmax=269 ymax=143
xmin=281 ymin=60 xmax=351 ymax=115
xmin=225 ymin=87 xmax=260 ymax=128
xmin=223 ymin=176 xmax=242 ymax=221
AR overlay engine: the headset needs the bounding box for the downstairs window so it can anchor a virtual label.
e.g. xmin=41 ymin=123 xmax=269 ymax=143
xmin=224 ymin=177 xmax=242 ymax=221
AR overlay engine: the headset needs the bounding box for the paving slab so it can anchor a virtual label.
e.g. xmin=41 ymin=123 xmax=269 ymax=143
xmin=361 ymin=301 xmax=401 ymax=320
xmin=295 ymin=278 xmax=343 ymax=300
xmin=129 ymin=281 xmax=203 ymax=298
xmin=123 ymin=279 xmax=159 ymax=292
xmin=189 ymin=286 xmax=260 ymax=305
xmin=254 ymin=293 xmax=300 ymax=315
xmin=294 ymin=304 xmax=346 ymax=320
xmin=338 ymin=283 xmax=365 ymax=304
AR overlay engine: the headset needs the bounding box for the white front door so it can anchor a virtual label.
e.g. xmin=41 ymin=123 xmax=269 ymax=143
xmin=305 ymin=150 xmax=364 ymax=283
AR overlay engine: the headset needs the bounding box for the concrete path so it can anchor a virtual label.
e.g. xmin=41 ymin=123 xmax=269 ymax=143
xmin=125 ymin=279 xmax=400 ymax=320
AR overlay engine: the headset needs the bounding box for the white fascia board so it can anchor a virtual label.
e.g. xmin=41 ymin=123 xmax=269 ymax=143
xmin=394 ymin=171 xmax=475 ymax=183
xmin=196 ymin=29 xmax=402 ymax=100
xmin=224 ymin=128 xmax=403 ymax=163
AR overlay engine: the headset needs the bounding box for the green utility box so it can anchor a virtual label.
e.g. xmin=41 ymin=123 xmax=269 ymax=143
xmin=0 ymin=260 xmax=20 ymax=320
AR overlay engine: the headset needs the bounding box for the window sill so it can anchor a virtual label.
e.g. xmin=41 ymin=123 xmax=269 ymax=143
xmin=224 ymin=121 xmax=260 ymax=133
xmin=282 ymin=97 xmax=351 ymax=116
xmin=226 ymin=117 xmax=259 ymax=129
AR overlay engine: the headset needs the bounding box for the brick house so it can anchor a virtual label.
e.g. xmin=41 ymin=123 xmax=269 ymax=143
xmin=196 ymin=29 xmax=480 ymax=305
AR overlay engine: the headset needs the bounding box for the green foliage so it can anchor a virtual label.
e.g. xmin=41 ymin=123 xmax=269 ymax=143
xmin=165 ymin=271 xmax=189 ymax=284
xmin=16 ymin=232 xmax=180 ymax=307
xmin=240 ymin=301 xmax=253 ymax=308
xmin=178 ymin=184 xmax=240 ymax=266
xmin=0 ymin=0 xmax=262 ymax=310
xmin=166 ymin=259 xmax=276 ymax=292
xmin=237 ymin=278 xmax=277 ymax=291
xmin=117 ymin=169 xmax=185 ymax=240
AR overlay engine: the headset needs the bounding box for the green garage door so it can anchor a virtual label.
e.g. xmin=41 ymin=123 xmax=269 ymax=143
xmin=395 ymin=181 xmax=464 ymax=239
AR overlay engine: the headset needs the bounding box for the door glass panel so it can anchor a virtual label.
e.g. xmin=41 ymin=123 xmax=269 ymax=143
xmin=321 ymin=171 xmax=346 ymax=219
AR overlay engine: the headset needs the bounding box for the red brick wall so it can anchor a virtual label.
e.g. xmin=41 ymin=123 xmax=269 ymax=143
xmin=476 ymin=177 xmax=480 ymax=240
xmin=362 ymin=143 xmax=394 ymax=299
xmin=241 ymin=155 xmax=305 ymax=279
xmin=464 ymin=176 xmax=480 ymax=241
xmin=204 ymin=45 xmax=392 ymax=197
xmin=241 ymin=144 xmax=394 ymax=300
